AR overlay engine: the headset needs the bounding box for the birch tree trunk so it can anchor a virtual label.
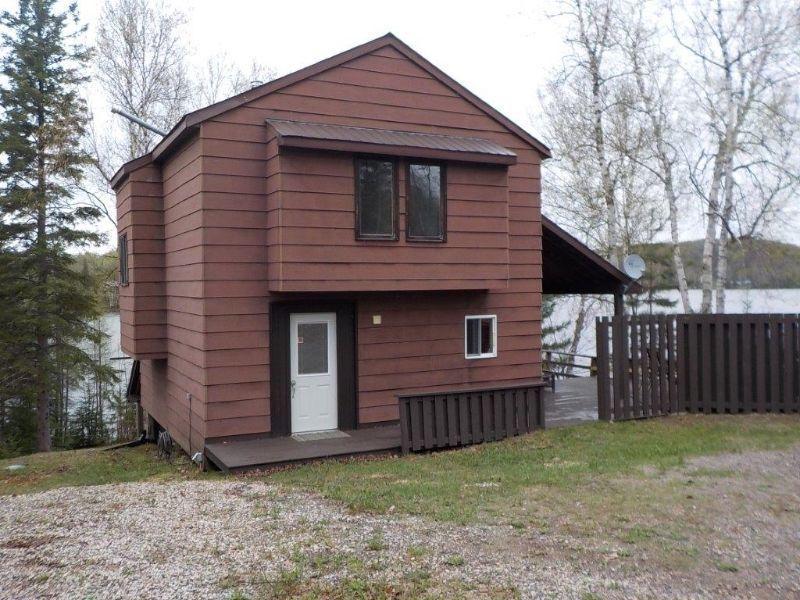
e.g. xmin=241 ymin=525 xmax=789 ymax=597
xmin=699 ymin=149 xmax=724 ymax=313
xmin=625 ymin=30 xmax=693 ymax=312
xmin=566 ymin=296 xmax=590 ymax=376
xmin=715 ymin=158 xmax=736 ymax=313
xmin=577 ymin=3 xmax=621 ymax=266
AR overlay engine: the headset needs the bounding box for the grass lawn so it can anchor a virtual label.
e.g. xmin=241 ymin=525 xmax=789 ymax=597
xmin=0 ymin=444 xmax=214 ymax=496
xmin=268 ymin=414 xmax=800 ymax=525
xmin=265 ymin=413 xmax=800 ymax=576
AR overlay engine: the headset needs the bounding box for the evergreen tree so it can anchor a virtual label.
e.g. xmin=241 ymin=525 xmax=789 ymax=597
xmin=626 ymin=253 xmax=678 ymax=315
xmin=0 ymin=0 xmax=107 ymax=452
xmin=542 ymin=295 xmax=572 ymax=376
xmin=542 ymin=295 xmax=571 ymax=351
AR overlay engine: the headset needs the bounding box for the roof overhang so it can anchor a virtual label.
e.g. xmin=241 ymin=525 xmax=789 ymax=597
xmin=267 ymin=119 xmax=517 ymax=165
xmin=110 ymin=152 xmax=153 ymax=191
xmin=542 ymin=216 xmax=642 ymax=295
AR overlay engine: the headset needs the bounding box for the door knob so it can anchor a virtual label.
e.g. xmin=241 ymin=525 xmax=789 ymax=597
xmin=291 ymin=379 xmax=296 ymax=399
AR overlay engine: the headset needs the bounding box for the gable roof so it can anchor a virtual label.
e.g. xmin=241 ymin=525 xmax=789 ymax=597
xmin=111 ymin=33 xmax=550 ymax=187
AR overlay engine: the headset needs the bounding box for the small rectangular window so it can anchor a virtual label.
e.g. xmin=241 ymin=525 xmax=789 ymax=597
xmin=356 ymin=158 xmax=396 ymax=239
xmin=118 ymin=233 xmax=129 ymax=285
xmin=297 ymin=322 xmax=329 ymax=375
xmin=407 ymin=162 xmax=445 ymax=241
xmin=465 ymin=315 xmax=497 ymax=359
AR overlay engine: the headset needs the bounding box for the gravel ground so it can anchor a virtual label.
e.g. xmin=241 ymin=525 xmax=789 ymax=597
xmin=1 ymin=446 xmax=798 ymax=599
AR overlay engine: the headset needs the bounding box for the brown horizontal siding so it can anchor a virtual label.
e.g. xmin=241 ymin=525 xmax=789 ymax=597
xmin=141 ymin=134 xmax=211 ymax=455
xmin=140 ymin=360 xmax=204 ymax=454
xmin=116 ymin=158 xmax=166 ymax=359
xmin=206 ymin=380 xmax=269 ymax=403
xmin=206 ymin=398 xmax=268 ymax=421
xmin=269 ymin=151 xmax=510 ymax=292
xmin=189 ymin=122 xmax=272 ymax=439
xmin=126 ymin=43 xmax=543 ymax=447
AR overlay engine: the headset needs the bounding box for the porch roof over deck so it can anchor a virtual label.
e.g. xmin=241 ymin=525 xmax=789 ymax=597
xmin=542 ymin=216 xmax=641 ymax=297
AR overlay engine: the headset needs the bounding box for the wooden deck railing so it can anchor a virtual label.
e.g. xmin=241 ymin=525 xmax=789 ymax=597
xmin=596 ymin=314 xmax=800 ymax=421
xmin=398 ymin=383 xmax=546 ymax=454
xmin=543 ymin=350 xmax=597 ymax=390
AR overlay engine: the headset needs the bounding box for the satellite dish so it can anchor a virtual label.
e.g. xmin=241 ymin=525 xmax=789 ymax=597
xmin=622 ymin=254 xmax=646 ymax=279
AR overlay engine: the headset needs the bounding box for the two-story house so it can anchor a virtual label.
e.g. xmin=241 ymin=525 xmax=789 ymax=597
xmin=113 ymin=34 xmax=635 ymax=470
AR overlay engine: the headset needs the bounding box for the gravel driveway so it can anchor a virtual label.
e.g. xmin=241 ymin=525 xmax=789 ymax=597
xmin=1 ymin=446 xmax=799 ymax=599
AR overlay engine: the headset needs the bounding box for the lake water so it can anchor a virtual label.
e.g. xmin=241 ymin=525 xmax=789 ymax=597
xmin=98 ymin=312 xmax=131 ymax=382
xmin=550 ymin=288 xmax=800 ymax=358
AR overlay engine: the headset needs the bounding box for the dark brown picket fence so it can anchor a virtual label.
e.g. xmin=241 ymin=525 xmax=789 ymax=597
xmin=596 ymin=314 xmax=800 ymax=421
xmin=398 ymin=383 xmax=545 ymax=453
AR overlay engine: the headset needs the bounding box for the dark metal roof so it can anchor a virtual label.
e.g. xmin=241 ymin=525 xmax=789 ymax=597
xmin=542 ymin=216 xmax=642 ymax=295
xmin=266 ymin=119 xmax=517 ymax=165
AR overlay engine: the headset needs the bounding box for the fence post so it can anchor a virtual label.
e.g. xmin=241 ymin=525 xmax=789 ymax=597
xmin=612 ymin=315 xmax=625 ymax=420
xmin=596 ymin=317 xmax=611 ymax=421
xmin=399 ymin=398 xmax=410 ymax=454
xmin=668 ymin=315 xmax=679 ymax=413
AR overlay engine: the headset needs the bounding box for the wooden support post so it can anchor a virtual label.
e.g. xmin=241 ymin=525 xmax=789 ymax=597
xmin=614 ymin=289 xmax=625 ymax=317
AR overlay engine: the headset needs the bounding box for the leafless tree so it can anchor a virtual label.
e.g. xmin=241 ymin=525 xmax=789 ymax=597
xmin=88 ymin=0 xmax=276 ymax=227
xmin=672 ymin=0 xmax=800 ymax=312
xmin=542 ymin=0 xmax=667 ymax=357
xmin=544 ymin=0 xmax=665 ymax=257
xmin=616 ymin=2 xmax=694 ymax=311
xmin=549 ymin=0 xmax=800 ymax=316
xmin=95 ymin=0 xmax=191 ymax=168
xmin=84 ymin=0 xmax=191 ymax=228
xmin=552 ymin=0 xmax=622 ymax=266
xmin=195 ymin=55 xmax=276 ymax=106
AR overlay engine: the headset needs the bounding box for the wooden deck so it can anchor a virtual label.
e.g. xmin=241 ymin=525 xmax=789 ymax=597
xmin=204 ymin=425 xmax=401 ymax=472
xmin=543 ymin=377 xmax=599 ymax=428
xmin=204 ymin=381 xmax=600 ymax=471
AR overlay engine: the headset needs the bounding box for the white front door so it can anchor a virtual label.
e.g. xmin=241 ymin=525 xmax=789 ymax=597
xmin=290 ymin=312 xmax=338 ymax=433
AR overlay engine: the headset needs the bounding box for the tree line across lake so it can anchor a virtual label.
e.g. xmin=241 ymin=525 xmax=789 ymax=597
xmin=634 ymin=239 xmax=800 ymax=291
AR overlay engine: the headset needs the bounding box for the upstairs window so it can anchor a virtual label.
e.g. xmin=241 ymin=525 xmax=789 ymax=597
xmin=118 ymin=233 xmax=129 ymax=285
xmin=355 ymin=158 xmax=396 ymax=240
xmin=407 ymin=162 xmax=445 ymax=241
xmin=465 ymin=315 xmax=497 ymax=359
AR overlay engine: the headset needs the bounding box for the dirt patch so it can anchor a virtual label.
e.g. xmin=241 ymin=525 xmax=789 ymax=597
xmin=2 ymin=534 xmax=57 ymax=549
xmin=0 ymin=446 xmax=798 ymax=599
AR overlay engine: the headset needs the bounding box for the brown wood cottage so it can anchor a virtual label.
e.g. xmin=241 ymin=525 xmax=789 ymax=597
xmin=113 ymin=34 xmax=634 ymax=470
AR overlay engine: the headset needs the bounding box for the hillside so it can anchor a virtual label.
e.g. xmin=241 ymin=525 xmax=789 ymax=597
xmin=633 ymin=238 xmax=800 ymax=289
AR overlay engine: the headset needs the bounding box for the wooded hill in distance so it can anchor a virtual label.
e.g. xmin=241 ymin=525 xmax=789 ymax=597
xmin=634 ymin=239 xmax=800 ymax=290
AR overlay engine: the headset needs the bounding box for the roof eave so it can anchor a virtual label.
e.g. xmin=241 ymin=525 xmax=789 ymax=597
xmin=109 ymin=152 xmax=154 ymax=191
xmin=542 ymin=215 xmax=640 ymax=292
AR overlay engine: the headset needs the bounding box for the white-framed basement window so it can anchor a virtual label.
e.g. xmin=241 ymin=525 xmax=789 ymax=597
xmin=465 ymin=315 xmax=497 ymax=359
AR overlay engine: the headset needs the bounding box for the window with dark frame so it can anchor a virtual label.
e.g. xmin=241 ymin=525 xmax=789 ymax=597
xmin=355 ymin=157 xmax=396 ymax=239
xmin=118 ymin=233 xmax=129 ymax=285
xmin=407 ymin=162 xmax=445 ymax=241
xmin=465 ymin=315 xmax=497 ymax=359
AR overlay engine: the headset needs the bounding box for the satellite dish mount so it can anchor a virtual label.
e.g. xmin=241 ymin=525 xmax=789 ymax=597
xmin=622 ymin=254 xmax=646 ymax=281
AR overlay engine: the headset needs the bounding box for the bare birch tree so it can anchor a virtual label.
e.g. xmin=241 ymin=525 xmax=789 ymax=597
xmin=88 ymin=0 xmax=276 ymax=228
xmin=542 ymin=0 xmax=665 ymax=356
xmin=92 ymin=0 xmax=192 ymax=183
xmin=617 ymin=3 xmax=693 ymax=311
xmin=672 ymin=0 xmax=800 ymax=312
xmin=195 ymin=55 xmax=276 ymax=106
xmin=566 ymin=0 xmax=621 ymax=266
